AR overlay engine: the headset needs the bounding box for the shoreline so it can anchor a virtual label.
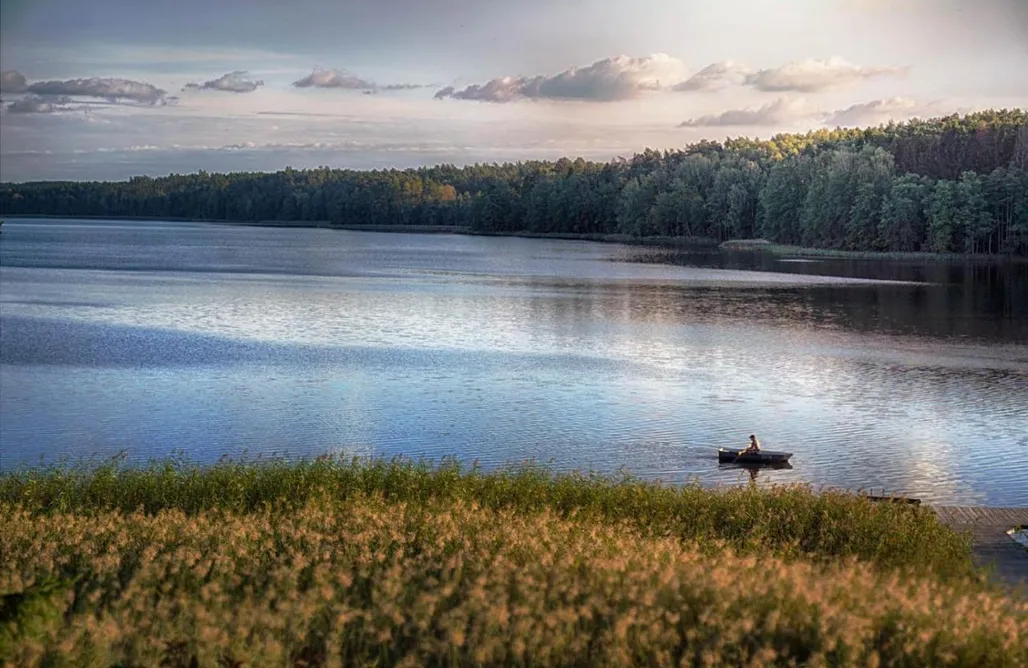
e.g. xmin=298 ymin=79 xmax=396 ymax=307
xmin=3 ymin=214 xmax=719 ymax=249
xmin=3 ymin=213 xmax=334 ymax=228
xmin=9 ymin=214 xmax=1027 ymax=261
xmin=719 ymin=239 xmax=1028 ymax=263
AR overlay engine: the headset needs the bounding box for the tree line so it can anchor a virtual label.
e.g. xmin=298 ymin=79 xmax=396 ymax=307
xmin=2 ymin=109 xmax=1026 ymax=255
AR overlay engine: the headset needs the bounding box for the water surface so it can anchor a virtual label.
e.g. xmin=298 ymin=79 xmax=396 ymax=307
xmin=1 ymin=218 xmax=1026 ymax=505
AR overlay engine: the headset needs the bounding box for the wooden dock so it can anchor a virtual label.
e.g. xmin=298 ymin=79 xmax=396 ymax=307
xmin=933 ymin=507 xmax=1028 ymax=588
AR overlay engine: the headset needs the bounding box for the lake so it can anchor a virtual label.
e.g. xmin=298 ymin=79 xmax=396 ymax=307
xmin=1 ymin=218 xmax=1026 ymax=505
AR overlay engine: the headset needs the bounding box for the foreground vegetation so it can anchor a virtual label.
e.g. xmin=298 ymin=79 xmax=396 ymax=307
xmin=0 ymin=457 xmax=974 ymax=576
xmin=2 ymin=458 xmax=1025 ymax=666
xmin=2 ymin=110 xmax=1026 ymax=255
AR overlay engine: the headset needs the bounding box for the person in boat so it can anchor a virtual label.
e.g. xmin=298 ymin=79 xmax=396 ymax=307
xmin=741 ymin=434 xmax=761 ymax=455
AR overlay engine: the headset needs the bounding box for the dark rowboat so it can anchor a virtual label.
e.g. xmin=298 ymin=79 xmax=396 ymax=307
xmin=718 ymin=448 xmax=793 ymax=465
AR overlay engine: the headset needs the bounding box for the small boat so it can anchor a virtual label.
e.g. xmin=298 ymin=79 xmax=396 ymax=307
xmin=718 ymin=448 xmax=793 ymax=465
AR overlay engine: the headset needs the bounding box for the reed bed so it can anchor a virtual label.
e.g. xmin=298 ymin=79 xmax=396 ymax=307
xmin=0 ymin=457 xmax=973 ymax=578
xmin=2 ymin=495 xmax=1024 ymax=667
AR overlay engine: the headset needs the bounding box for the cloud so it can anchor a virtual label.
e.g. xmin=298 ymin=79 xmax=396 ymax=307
xmin=290 ymin=68 xmax=427 ymax=93
xmin=743 ymin=57 xmax=907 ymax=92
xmin=436 ymin=55 xmax=907 ymax=102
xmin=678 ymin=98 xmax=819 ymax=127
xmin=672 ymin=61 xmax=753 ymax=92
xmin=256 ymin=111 xmax=356 ymax=118
xmin=1 ymin=70 xmax=28 ymax=93
xmin=822 ymin=97 xmax=976 ymax=126
xmin=380 ymin=83 xmax=432 ymax=91
xmin=25 ymin=77 xmax=166 ymax=104
xmin=183 ymin=71 xmax=264 ymax=93
xmin=435 ymin=54 xmax=687 ymax=102
xmin=823 ymin=97 xmax=920 ymax=126
xmin=678 ymin=96 xmax=965 ymax=130
xmin=292 ymin=69 xmax=375 ymax=90
xmin=5 ymin=94 xmax=73 ymax=114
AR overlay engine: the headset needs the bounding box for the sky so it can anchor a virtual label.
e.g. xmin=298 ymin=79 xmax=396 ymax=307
xmin=1 ymin=0 xmax=1026 ymax=181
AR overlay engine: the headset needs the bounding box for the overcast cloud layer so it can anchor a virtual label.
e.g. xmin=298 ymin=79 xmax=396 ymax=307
xmin=1 ymin=0 xmax=1026 ymax=181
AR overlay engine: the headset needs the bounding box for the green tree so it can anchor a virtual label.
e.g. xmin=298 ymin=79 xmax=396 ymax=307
xmin=926 ymin=180 xmax=958 ymax=252
xmin=878 ymin=174 xmax=930 ymax=252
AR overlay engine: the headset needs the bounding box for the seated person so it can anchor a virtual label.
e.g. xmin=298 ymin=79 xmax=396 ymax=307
xmin=742 ymin=434 xmax=761 ymax=454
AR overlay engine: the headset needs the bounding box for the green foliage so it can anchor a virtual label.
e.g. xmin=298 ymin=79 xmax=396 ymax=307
xmin=927 ymin=180 xmax=958 ymax=252
xmin=0 ymin=575 xmax=74 ymax=658
xmin=758 ymin=155 xmax=812 ymax=244
xmin=879 ymin=174 xmax=931 ymax=251
xmin=1 ymin=110 xmax=1026 ymax=255
xmin=0 ymin=457 xmax=975 ymax=579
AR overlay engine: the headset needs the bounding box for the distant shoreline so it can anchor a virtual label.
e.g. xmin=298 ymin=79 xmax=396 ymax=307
xmin=4 ymin=213 xmax=333 ymax=228
xmin=3 ymin=214 xmax=719 ymax=249
xmin=718 ymin=239 xmax=1028 ymax=263
xmin=6 ymin=214 xmax=1026 ymax=261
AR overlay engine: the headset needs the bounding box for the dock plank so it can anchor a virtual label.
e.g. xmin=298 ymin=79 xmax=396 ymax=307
xmin=933 ymin=507 xmax=1028 ymax=590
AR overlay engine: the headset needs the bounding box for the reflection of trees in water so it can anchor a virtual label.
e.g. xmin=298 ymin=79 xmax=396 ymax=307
xmin=624 ymin=249 xmax=1028 ymax=342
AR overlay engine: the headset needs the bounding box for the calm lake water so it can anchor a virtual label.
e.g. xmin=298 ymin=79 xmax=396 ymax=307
xmin=1 ymin=218 xmax=1026 ymax=505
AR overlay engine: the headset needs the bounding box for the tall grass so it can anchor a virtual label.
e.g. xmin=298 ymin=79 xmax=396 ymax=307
xmin=1 ymin=456 xmax=972 ymax=578
xmin=2 ymin=497 xmax=1024 ymax=667
xmin=719 ymin=239 xmax=1028 ymax=262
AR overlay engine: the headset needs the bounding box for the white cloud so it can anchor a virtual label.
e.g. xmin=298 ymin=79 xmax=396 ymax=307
xmin=380 ymin=83 xmax=432 ymax=91
xmin=291 ymin=69 xmax=428 ymax=92
xmin=435 ymin=54 xmax=688 ymax=102
xmin=184 ymin=71 xmax=264 ymax=93
xmin=5 ymin=94 xmax=73 ymax=114
xmin=822 ymin=97 xmax=980 ymax=126
xmin=25 ymin=77 xmax=167 ymax=104
xmin=292 ymin=69 xmax=376 ymax=90
xmin=678 ymin=97 xmax=820 ymax=127
xmin=672 ymin=61 xmax=753 ymax=92
xmin=743 ymin=57 xmax=907 ymax=92
xmin=678 ymin=95 xmax=977 ymax=130
xmin=823 ymin=97 xmax=920 ymax=126
xmin=1 ymin=70 xmax=29 ymax=93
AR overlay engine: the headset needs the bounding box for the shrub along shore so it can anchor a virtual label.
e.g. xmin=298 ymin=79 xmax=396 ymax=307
xmin=2 ymin=457 xmax=1025 ymax=666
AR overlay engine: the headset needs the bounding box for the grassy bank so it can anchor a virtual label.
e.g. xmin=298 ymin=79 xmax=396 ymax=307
xmin=330 ymin=223 xmax=469 ymax=234
xmin=719 ymin=239 xmax=1028 ymax=262
xmin=4 ymin=459 xmax=1023 ymax=667
xmin=465 ymin=230 xmax=718 ymax=247
xmin=0 ymin=457 xmax=972 ymax=577
xmin=232 ymin=221 xmax=718 ymax=248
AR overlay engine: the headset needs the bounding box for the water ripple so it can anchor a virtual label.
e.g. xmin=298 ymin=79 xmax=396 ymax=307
xmin=1 ymin=221 xmax=1026 ymax=505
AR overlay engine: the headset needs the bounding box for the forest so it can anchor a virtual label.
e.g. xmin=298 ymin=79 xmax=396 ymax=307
xmin=2 ymin=109 xmax=1027 ymax=255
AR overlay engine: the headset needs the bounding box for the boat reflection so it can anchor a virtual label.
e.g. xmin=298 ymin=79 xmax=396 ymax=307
xmin=718 ymin=461 xmax=794 ymax=482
